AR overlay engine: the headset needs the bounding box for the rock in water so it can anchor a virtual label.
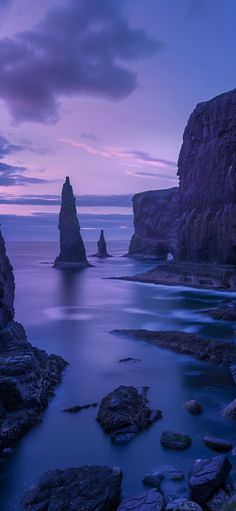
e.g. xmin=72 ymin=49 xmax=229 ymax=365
xmin=189 ymin=455 xmax=232 ymax=504
xmin=117 ymin=489 xmax=165 ymax=511
xmin=96 ymin=385 xmax=162 ymax=442
xmin=22 ymin=465 xmax=122 ymax=511
xmin=54 ymin=176 xmax=89 ymax=269
xmin=128 ymin=188 xmax=179 ymax=260
xmin=0 ymin=227 xmax=67 ymax=453
xmin=93 ymin=229 xmax=111 ymax=258
xmin=177 ymin=89 xmax=236 ymax=264
xmin=203 ymin=436 xmax=233 ymax=452
xmin=160 ymin=430 xmax=192 ymax=450
xmin=223 ymin=398 xmax=236 ymax=421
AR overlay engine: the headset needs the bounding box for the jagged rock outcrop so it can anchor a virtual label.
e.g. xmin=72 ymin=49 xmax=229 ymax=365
xmin=22 ymin=465 xmax=122 ymax=511
xmin=128 ymin=188 xmax=179 ymax=259
xmin=93 ymin=229 xmax=111 ymax=258
xmin=54 ymin=176 xmax=89 ymax=269
xmin=0 ymin=228 xmax=67 ymax=453
xmin=177 ymin=89 xmax=236 ymax=264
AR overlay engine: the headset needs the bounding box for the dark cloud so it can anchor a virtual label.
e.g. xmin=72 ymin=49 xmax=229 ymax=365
xmin=0 ymin=193 xmax=133 ymax=206
xmin=0 ymin=162 xmax=50 ymax=186
xmin=0 ymin=0 xmax=162 ymax=124
xmin=129 ymin=169 xmax=178 ymax=181
xmin=127 ymin=150 xmax=177 ymax=169
xmin=0 ymin=134 xmax=25 ymax=158
xmin=1 ymin=212 xmax=133 ymax=241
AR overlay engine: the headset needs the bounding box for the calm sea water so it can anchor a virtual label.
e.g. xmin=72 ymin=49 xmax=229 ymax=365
xmin=1 ymin=240 xmax=236 ymax=509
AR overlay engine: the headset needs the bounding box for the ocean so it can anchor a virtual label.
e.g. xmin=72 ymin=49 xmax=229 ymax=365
xmin=1 ymin=240 xmax=236 ymax=509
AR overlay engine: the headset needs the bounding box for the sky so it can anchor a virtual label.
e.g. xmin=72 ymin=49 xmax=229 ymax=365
xmin=0 ymin=0 xmax=236 ymax=241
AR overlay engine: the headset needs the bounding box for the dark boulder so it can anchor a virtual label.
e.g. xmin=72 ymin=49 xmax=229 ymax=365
xmin=54 ymin=176 xmax=89 ymax=269
xmin=22 ymin=465 xmax=122 ymax=511
xmin=96 ymin=385 xmax=162 ymax=442
xmin=93 ymin=230 xmax=111 ymax=258
xmin=223 ymin=398 xmax=236 ymax=421
xmin=117 ymin=489 xmax=165 ymax=511
xmin=203 ymin=436 xmax=233 ymax=452
xmin=189 ymin=455 xmax=232 ymax=504
xmin=160 ymin=430 xmax=192 ymax=450
xmin=166 ymin=500 xmax=202 ymax=510
xmin=184 ymin=400 xmax=203 ymax=415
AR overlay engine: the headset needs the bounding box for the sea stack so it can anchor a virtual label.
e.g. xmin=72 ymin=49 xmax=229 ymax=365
xmin=54 ymin=176 xmax=89 ymax=269
xmin=94 ymin=230 xmax=111 ymax=258
xmin=128 ymin=188 xmax=179 ymax=259
xmin=0 ymin=227 xmax=66 ymax=453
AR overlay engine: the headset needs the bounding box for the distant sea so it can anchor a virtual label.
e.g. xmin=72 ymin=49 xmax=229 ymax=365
xmin=1 ymin=240 xmax=236 ymax=509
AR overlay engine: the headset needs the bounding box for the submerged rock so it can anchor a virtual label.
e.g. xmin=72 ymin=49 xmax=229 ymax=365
xmin=223 ymin=398 xmax=236 ymax=421
xmin=143 ymin=466 xmax=184 ymax=488
xmin=93 ymin=230 xmax=111 ymax=258
xmin=22 ymin=465 xmax=122 ymax=511
xmin=184 ymin=400 xmax=203 ymax=415
xmin=166 ymin=500 xmax=202 ymax=511
xmin=96 ymin=385 xmax=162 ymax=442
xmin=203 ymin=436 xmax=233 ymax=452
xmin=117 ymin=489 xmax=165 ymax=511
xmin=54 ymin=176 xmax=89 ymax=269
xmin=160 ymin=430 xmax=192 ymax=450
xmin=63 ymin=402 xmax=98 ymax=413
xmin=128 ymin=188 xmax=179 ymax=260
xmin=189 ymin=455 xmax=232 ymax=504
xmin=112 ymin=329 xmax=236 ymax=365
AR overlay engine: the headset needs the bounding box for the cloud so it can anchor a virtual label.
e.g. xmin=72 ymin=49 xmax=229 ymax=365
xmin=0 ymin=162 xmax=51 ymax=186
xmin=0 ymin=193 xmax=133 ymax=207
xmin=60 ymin=137 xmax=177 ymax=177
xmin=0 ymin=0 xmax=162 ymax=123
xmin=126 ymin=169 xmax=178 ymax=181
xmin=80 ymin=133 xmax=100 ymax=143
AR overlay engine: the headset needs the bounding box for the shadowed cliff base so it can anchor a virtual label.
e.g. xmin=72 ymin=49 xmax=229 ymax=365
xmin=111 ymin=329 xmax=236 ymax=366
xmin=113 ymin=261 xmax=236 ymax=291
xmin=54 ymin=176 xmax=90 ymax=270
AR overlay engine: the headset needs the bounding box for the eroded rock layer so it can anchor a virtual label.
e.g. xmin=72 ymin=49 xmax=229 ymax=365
xmin=128 ymin=188 xmax=179 ymax=259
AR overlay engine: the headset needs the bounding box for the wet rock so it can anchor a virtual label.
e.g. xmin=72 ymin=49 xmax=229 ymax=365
xmin=22 ymin=465 xmax=122 ymax=511
xmin=54 ymin=176 xmax=89 ymax=269
xmin=96 ymin=385 xmax=162 ymax=442
xmin=166 ymin=499 xmax=202 ymax=511
xmin=0 ymin=229 xmax=67 ymax=452
xmin=230 ymin=363 xmax=236 ymax=384
xmin=189 ymin=455 xmax=232 ymax=504
xmin=160 ymin=430 xmax=192 ymax=450
xmin=128 ymin=188 xmax=179 ymax=260
xmin=207 ymin=488 xmax=230 ymax=511
xmin=63 ymin=402 xmax=98 ymax=413
xmin=143 ymin=472 xmax=163 ymax=489
xmin=93 ymin=230 xmax=111 ymax=258
xmin=203 ymin=304 xmax=236 ymax=321
xmin=118 ymin=357 xmax=141 ymax=363
xmin=117 ymin=489 xmax=165 ymax=511
xmin=223 ymin=398 xmax=236 ymax=421
xmin=112 ymin=329 xmax=236 ymax=366
xmin=184 ymin=400 xmax=203 ymax=415
xmin=143 ymin=466 xmax=184 ymax=488
xmin=203 ymin=436 xmax=233 ymax=452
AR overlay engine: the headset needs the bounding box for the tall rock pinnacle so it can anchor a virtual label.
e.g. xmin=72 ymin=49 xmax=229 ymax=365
xmin=54 ymin=177 xmax=89 ymax=268
xmin=93 ymin=229 xmax=111 ymax=258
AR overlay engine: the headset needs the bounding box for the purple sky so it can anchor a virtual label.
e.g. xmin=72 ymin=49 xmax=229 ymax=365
xmin=0 ymin=0 xmax=236 ymax=240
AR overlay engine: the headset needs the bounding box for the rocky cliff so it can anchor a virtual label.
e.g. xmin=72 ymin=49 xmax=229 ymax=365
xmin=93 ymin=229 xmax=111 ymax=258
xmin=178 ymin=89 xmax=236 ymax=264
xmin=54 ymin=176 xmax=89 ymax=268
xmin=128 ymin=188 xmax=179 ymax=259
xmin=0 ymin=228 xmax=66 ymax=453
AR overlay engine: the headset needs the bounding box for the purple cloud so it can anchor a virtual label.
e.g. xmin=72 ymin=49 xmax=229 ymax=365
xmin=0 ymin=0 xmax=162 ymax=124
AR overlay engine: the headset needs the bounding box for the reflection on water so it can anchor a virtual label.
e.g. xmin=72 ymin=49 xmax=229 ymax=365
xmin=1 ymin=240 xmax=236 ymax=509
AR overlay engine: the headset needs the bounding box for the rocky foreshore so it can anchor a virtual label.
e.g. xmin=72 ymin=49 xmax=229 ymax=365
xmin=111 ymin=329 xmax=236 ymax=365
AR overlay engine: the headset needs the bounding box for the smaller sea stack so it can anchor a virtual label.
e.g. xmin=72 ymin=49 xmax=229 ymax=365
xmin=93 ymin=229 xmax=111 ymax=258
xmin=54 ymin=176 xmax=89 ymax=269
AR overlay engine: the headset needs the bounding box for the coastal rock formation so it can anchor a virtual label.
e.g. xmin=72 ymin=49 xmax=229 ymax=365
xmin=0 ymin=228 xmax=66 ymax=453
xmin=22 ymin=465 xmax=122 ymax=511
xmin=112 ymin=329 xmax=236 ymax=365
xmin=96 ymin=385 xmax=162 ymax=442
xmin=128 ymin=188 xmax=179 ymax=259
xmin=177 ymin=89 xmax=236 ymax=264
xmin=189 ymin=455 xmax=232 ymax=505
xmin=54 ymin=176 xmax=89 ymax=269
xmin=160 ymin=430 xmax=192 ymax=450
xmin=117 ymin=489 xmax=165 ymax=511
xmin=93 ymin=229 xmax=111 ymax=258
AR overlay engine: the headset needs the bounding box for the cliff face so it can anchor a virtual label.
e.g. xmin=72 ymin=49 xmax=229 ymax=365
xmin=54 ymin=176 xmax=88 ymax=268
xmin=0 ymin=228 xmax=66 ymax=453
xmin=128 ymin=188 xmax=179 ymax=259
xmin=178 ymin=89 xmax=236 ymax=264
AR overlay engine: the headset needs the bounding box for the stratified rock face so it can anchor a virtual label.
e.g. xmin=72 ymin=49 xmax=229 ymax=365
xmin=22 ymin=465 xmax=122 ymax=511
xmin=189 ymin=455 xmax=231 ymax=504
xmin=177 ymin=89 xmax=236 ymax=264
xmin=117 ymin=489 xmax=165 ymax=511
xmin=0 ymin=229 xmax=15 ymax=328
xmin=0 ymin=227 xmax=67 ymax=452
xmin=94 ymin=229 xmax=111 ymax=258
xmin=54 ymin=176 xmax=88 ymax=268
xmin=128 ymin=187 xmax=179 ymax=259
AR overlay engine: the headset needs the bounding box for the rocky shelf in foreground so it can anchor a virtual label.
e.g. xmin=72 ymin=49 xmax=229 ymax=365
xmin=111 ymin=329 xmax=236 ymax=365
xmin=113 ymin=261 xmax=236 ymax=291
xmin=0 ymin=320 xmax=67 ymax=453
